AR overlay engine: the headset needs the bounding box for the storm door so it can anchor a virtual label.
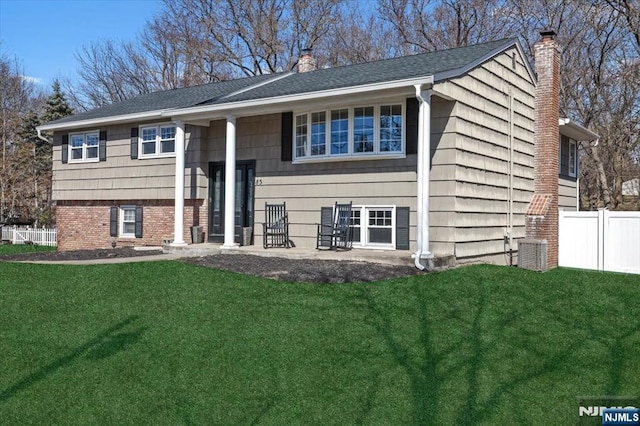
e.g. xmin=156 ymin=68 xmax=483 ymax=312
xmin=208 ymin=160 xmax=255 ymax=244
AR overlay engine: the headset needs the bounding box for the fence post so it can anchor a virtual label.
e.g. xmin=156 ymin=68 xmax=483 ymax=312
xmin=598 ymin=209 xmax=605 ymax=271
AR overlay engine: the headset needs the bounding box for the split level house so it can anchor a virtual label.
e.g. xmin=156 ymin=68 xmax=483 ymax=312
xmin=38 ymin=31 xmax=597 ymax=269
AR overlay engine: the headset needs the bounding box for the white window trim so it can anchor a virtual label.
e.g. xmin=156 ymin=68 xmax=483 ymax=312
xmin=350 ymin=205 xmax=396 ymax=250
xmin=138 ymin=123 xmax=177 ymax=159
xmin=119 ymin=205 xmax=136 ymax=238
xmin=292 ymin=101 xmax=406 ymax=164
xmin=568 ymin=139 xmax=577 ymax=178
xmin=68 ymin=130 xmax=100 ymax=163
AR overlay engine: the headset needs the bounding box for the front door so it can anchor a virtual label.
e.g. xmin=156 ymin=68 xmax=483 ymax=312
xmin=208 ymin=160 xmax=255 ymax=244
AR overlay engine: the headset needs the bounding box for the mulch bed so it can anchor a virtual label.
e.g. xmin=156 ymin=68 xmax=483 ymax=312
xmin=0 ymin=247 xmax=163 ymax=262
xmin=0 ymin=248 xmax=422 ymax=283
xmin=182 ymin=254 xmax=422 ymax=283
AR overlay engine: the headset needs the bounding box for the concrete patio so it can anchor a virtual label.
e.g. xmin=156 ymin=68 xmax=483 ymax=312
xmin=163 ymin=243 xmax=427 ymax=267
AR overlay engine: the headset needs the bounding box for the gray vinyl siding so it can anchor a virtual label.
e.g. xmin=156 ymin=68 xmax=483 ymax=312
xmin=558 ymin=177 xmax=577 ymax=210
xmin=203 ymin=114 xmax=420 ymax=250
xmin=52 ymin=122 xmax=208 ymax=201
xmin=434 ymin=47 xmax=535 ymax=259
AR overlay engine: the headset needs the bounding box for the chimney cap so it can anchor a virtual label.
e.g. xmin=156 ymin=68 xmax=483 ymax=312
xmin=301 ymin=47 xmax=312 ymax=56
xmin=539 ymin=29 xmax=556 ymax=40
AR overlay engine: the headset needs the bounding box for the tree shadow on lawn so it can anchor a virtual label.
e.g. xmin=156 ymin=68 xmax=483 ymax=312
xmin=0 ymin=315 xmax=146 ymax=402
xmin=352 ymin=277 xmax=639 ymax=425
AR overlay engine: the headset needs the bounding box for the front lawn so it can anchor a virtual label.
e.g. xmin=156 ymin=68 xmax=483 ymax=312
xmin=0 ymin=243 xmax=56 ymax=255
xmin=0 ymin=262 xmax=638 ymax=424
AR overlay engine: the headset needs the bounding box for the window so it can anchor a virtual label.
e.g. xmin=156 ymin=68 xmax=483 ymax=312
xmin=353 ymin=107 xmax=374 ymax=153
xmin=568 ymin=139 xmax=576 ymax=177
xmin=294 ymin=103 xmax=404 ymax=161
xmin=120 ymin=206 xmax=136 ymax=237
xmin=69 ymin=131 xmax=99 ymax=162
xmin=350 ymin=206 xmax=396 ymax=249
xmin=559 ymin=135 xmax=578 ymax=178
xmin=139 ymin=124 xmax=176 ymax=158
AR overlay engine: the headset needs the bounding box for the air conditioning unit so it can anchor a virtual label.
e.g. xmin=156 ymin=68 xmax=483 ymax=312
xmin=518 ymin=239 xmax=548 ymax=271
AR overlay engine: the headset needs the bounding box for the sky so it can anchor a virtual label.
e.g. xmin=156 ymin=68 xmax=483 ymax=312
xmin=0 ymin=0 xmax=163 ymax=90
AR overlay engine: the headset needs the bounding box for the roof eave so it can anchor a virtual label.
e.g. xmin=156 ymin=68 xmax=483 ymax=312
xmin=167 ymin=76 xmax=435 ymax=121
xmin=559 ymin=118 xmax=599 ymax=141
xmin=36 ymin=109 xmax=168 ymax=132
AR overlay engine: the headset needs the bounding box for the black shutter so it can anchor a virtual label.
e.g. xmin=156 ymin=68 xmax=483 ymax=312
xmin=396 ymin=207 xmax=410 ymax=250
xmin=99 ymin=130 xmax=107 ymax=162
xmin=135 ymin=206 xmax=143 ymax=238
xmin=319 ymin=206 xmax=333 ymax=248
xmin=281 ymin=112 xmax=293 ymax=161
xmin=559 ymin=135 xmax=569 ymax=176
xmin=130 ymin=127 xmax=139 ymax=159
xmin=110 ymin=206 xmax=118 ymax=237
xmin=61 ymin=134 xmax=69 ymax=164
xmin=406 ymin=97 xmax=419 ymax=155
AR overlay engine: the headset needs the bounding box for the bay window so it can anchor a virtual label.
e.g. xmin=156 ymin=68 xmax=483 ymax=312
xmin=294 ymin=102 xmax=404 ymax=161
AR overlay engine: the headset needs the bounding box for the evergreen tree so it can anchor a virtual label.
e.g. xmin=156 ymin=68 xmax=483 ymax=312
xmin=41 ymin=80 xmax=73 ymax=125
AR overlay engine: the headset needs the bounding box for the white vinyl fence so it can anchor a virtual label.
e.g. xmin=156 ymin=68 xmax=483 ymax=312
xmin=1 ymin=226 xmax=57 ymax=247
xmin=559 ymin=210 xmax=640 ymax=274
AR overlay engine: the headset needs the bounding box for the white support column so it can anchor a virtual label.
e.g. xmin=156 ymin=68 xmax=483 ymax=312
xmin=172 ymin=120 xmax=187 ymax=246
xmin=222 ymin=115 xmax=238 ymax=248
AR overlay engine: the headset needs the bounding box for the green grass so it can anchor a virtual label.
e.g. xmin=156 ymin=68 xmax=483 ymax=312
xmin=0 ymin=262 xmax=638 ymax=425
xmin=0 ymin=243 xmax=56 ymax=255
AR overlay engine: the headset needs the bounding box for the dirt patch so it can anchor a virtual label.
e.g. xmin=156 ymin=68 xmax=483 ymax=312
xmin=181 ymin=254 xmax=422 ymax=283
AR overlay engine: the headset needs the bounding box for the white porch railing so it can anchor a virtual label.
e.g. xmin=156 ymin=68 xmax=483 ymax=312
xmin=1 ymin=226 xmax=57 ymax=247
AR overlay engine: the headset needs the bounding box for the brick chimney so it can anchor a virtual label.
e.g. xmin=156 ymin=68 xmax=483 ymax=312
xmin=525 ymin=29 xmax=561 ymax=269
xmin=298 ymin=48 xmax=317 ymax=73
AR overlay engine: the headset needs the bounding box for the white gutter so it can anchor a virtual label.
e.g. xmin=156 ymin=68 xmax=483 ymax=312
xmin=412 ymin=84 xmax=433 ymax=270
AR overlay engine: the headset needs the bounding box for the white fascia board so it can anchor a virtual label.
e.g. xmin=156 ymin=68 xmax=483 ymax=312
xmin=36 ymin=110 xmax=167 ymax=132
xmin=166 ymin=76 xmax=435 ymax=120
xmin=559 ymin=118 xmax=599 ymax=141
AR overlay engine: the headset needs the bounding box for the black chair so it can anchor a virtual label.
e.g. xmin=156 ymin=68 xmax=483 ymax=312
xmin=316 ymin=202 xmax=353 ymax=250
xmin=262 ymin=202 xmax=290 ymax=248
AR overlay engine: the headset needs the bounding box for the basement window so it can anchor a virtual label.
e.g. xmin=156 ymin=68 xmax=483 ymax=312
xmin=120 ymin=206 xmax=136 ymax=237
xmin=349 ymin=205 xmax=396 ymax=249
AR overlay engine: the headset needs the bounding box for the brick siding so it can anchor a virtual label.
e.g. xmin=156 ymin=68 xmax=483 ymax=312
xmin=56 ymin=199 xmax=207 ymax=251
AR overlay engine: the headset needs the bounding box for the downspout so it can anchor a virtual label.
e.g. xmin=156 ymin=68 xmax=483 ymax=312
xmin=37 ymin=128 xmax=52 ymax=144
xmin=412 ymin=85 xmax=433 ymax=270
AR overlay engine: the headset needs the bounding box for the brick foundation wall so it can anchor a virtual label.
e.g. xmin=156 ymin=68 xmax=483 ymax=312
xmin=527 ymin=30 xmax=561 ymax=268
xmin=56 ymin=199 xmax=207 ymax=251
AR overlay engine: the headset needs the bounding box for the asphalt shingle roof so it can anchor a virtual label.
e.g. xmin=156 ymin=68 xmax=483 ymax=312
xmin=49 ymin=74 xmax=274 ymax=125
xmin=47 ymin=38 xmax=517 ymax=126
xmin=209 ymin=38 xmax=517 ymax=105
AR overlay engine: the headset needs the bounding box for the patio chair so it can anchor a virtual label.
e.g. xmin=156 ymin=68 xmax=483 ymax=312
xmin=316 ymin=201 xmax=353 ymax=250
xmin=262 ymin=202 xmax=290 ymax=248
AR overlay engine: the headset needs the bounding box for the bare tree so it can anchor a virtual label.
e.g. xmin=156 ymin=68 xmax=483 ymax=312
xmin=0 ymin=47 xmax=38 ymax=223
xmin=377 ymin=0 xmax=520 ymax=53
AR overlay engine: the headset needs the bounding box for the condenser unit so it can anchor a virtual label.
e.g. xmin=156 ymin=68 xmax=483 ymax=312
xmin=518 ymin=239 xmax=548 ymax=271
